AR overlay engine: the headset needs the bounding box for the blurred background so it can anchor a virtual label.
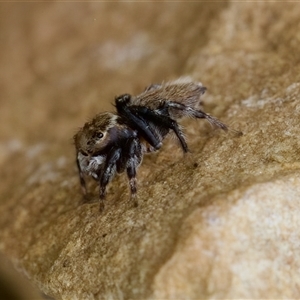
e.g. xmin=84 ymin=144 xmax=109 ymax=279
xmin=0 ymin=2 xmax=227 ymax=147
xmin=2 ymin=3 xmax=300 ymax=299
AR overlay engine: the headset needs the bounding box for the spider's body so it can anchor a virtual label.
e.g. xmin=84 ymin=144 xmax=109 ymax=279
xmin=74 ymin=78 xmax=228 ymax=211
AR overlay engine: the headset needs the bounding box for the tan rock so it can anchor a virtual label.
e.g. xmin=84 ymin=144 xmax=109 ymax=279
xmin=1 ymin=2 xmax=300 ymax=299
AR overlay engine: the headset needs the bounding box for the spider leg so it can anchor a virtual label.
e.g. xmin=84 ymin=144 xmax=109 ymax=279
xmin=115 ymin=94 xmax=162 ymax=150
xmin=76 ymin=155 xmax=87 ymax=196
xmin=165 ymin=101 xmax=228 ymax=131
xmin=99 ymin=147 xmax=121 ymax=212
xmin=129 ymin=105 xmax=189 ymax=153
xmin=125 ymin=138 xmax=142 ymax=207
xmin=168 ymin=118 xmax=189 ymax=152
xmin=127 ymin=165 xmax=138 ymax=206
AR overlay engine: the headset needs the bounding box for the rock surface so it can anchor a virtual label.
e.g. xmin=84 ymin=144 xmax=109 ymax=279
xmin=1 ymin=2 xmax=300 ymax=299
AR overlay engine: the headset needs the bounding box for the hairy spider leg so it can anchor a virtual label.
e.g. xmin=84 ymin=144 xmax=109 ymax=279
xmin=99 ymin=147 xmax=122 ymax=211
xmin=128 ymin=105 xmax=189 ymax=153
xmin=76 ymin=155 xmax=87 ymax=195
xmin=125 ymin=138 xmax=142 ymax=207
xmin=165 ymin=101 xmax=228 ymax=131
xmin=115 ymin=95 xmax=162 ymax=150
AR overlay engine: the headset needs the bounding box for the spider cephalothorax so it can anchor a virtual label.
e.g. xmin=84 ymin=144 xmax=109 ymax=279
xmin=74 ymin=77 xmax=229 ymax=211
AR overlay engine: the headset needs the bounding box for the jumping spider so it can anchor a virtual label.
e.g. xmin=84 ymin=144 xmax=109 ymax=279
xmin=74 ymin=77 xmax=229 ymax=211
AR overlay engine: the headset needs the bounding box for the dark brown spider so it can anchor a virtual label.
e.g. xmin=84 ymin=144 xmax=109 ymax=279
xmin=74 ymin=77 xmax=229 ymax=211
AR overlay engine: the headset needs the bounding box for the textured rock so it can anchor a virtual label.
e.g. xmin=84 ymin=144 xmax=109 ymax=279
xmin=0 ymin=254 xmax=43 ymax=300
xmin=1 ymin=2 xmax=300 ymax=299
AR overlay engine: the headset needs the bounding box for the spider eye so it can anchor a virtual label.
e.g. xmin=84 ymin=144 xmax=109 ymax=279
xmin=93 ymin=132 xmax=104 ymax=139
